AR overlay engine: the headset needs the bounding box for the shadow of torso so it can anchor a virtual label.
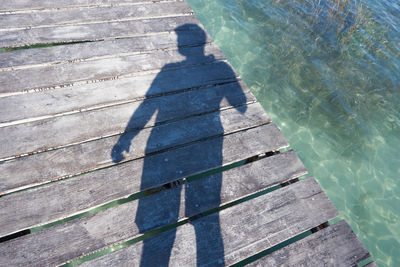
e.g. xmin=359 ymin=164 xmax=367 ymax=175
xmin=111 ymin=25 xmax=247 ymax=266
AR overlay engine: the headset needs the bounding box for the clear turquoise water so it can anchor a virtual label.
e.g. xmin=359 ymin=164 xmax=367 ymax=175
xmin=187 ymin=0 xmax=400 ymax=266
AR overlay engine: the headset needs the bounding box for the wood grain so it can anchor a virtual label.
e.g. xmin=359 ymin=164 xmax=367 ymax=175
xmin=0 ymin=101 xmax=265 ymax=195
xmin=0 ymin=30 xmax=212 ymax=69
xmin=0 ymin=15 xmax=202 ymax=47
xmin=248 ymin=220 xmax=370 ymax=267
xmin=0 ymin=80 xmax=253 ymax=161
xmin=0 ymin=43 xmax=225 ymax=95
xmin=78 ymin=178 xmax=338 ymax=266
xmin=0 ymin=123 xmax=289 ymax=238
xmin=0 ymin=1 xmax=192 ymax=30
xmin=0 ymin=151 xmax=307 ymax=266
xmin=0 ymin=1 xmax=372 ymax=267
xmin=0 ymin=62 xmax=238 ymax=125
xmin=0 ymin=0 xmax=177 ymax=12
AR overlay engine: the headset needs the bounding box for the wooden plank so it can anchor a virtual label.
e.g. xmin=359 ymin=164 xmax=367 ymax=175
xmin=0 ymin=0 xmax=175 ymax=12
xmin=0 ymin=80 xmax=254 ymax=161
xmin=248 ymin=220 xmax=370 ymax=267
xmin=0 ymin=1 xmax=193 ymax=30
xmin=0 ymin=150 xmax=308 ymax=266
xmin=0 ymin=43 xmax=225 ymax=96
xmin=77 ymin=178 xmax=338 ymax=266
xmin=0 ymin=101 xmax=265 ymax=195
xmin=0 ymin=29 xmax=211 ymax=69
xmin=0 ymin=123 xmax=289 ymax=238
xmin=0 ymin=62 xmax=237 ymax=126
xmin=0 ymin=15 xmax=201 ymax=48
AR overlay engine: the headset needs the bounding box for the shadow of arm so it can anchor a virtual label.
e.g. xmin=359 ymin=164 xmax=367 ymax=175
xmin=111 ymin=100 xmax=157 ymax=163
xmin=225 ymin=67 xmax=248 ymax=114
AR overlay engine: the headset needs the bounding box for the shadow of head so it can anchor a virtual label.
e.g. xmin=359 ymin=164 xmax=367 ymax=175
xmin=175 ymin=24 xmax=207 ymax=58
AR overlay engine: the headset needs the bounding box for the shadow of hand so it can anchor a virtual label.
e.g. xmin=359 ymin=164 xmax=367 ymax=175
xmin=111 ymin=142 xmax=129 ymax=163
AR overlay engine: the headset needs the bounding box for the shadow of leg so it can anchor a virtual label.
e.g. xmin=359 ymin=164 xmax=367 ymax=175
xmin=135 ymin=169 xmax=181 ymax=266
xmin=193 ymin=213 xmax=225 ymax=266
xmin=139 ymin=230 xmax=177 ymax=267
xmin=185 ymin=171 xmax=225 ymax=266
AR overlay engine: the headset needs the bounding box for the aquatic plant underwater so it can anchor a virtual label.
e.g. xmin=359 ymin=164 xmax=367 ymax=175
xmin=187 ymin=0 xmax=400 ymax=265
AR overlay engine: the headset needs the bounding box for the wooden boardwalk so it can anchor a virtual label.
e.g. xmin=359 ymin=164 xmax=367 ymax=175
xmin=0 ymin=1 xmax=374 ymax=266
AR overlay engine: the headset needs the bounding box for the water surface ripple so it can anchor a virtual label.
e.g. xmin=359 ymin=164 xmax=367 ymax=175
xmin=187 ymin=0 xmax=400 ymax=265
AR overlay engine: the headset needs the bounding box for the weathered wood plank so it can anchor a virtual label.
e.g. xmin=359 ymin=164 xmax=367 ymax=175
xmin=0 ymin=29 xmax=211 ymax=69
xmin=0 ymin=62 xmax=237 ymax=126
xmin=0 ymin=80 xmax=253 ymax=161
xmin=0 ymin=151 xmax=307 ymax=266
xmin=0 ymin=0 xmax=175 ymax=12
xmin=0 ymin=1 xmax=192 ymax=30
xmin=0 ymin=43 xmax=224 ymax=96
xmin=0 ymin=15 xmax=201 ymax=48
xmin=78 ymin=178 xmax=338 ymax=266
xmin=0 ymin=101 xmax=266 ymax=195
xmin=0 ymin=123 xmax=289 ymax=238
xmin=248 ymin=220 xmax=370 ymax=266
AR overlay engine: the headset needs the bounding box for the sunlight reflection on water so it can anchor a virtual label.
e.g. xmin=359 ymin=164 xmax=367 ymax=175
xmin=187 ymin=0 xmax=400 ymax=265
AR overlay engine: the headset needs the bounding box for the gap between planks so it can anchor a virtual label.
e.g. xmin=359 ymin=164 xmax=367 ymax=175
xmin=0 ymin=44 xmax=226 ymax=97
xmin=0 ymin=151 xmax=308 ymax=266
xmin=0 ymin=81 xmax=255 ymax=161
xmin=0 ymin=123 xmax=289 ymax=238
xmin=248 ymin=220 xmax=370 ymax=267
xmin=0 ymin=14 xmax=195 ymax=33
xmin=0 ymin=15 xmax=202 ymax=48
xmin=0 ymin=1 xmax=193 ymax=31
xmin=0 ymin=31 xmax=213 ymax=71
xmin=0 ymin=62 xmax=238 ymax=127
xmin=76 ymin=178 xmax=338 ymax=267
xmin=0 ymin=100 xmax=265 ymax=195
xmin=0 ymin=0 xmax=184 ymax=14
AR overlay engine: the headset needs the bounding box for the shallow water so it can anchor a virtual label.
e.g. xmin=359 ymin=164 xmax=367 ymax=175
xmin=187 ymin=0 xmax=400 ymax=265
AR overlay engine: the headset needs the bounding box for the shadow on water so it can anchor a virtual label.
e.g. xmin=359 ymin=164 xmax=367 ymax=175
xmin=111 ymin=24 xmax=247 ymax=266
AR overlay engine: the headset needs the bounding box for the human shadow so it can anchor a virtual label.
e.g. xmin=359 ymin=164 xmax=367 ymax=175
xmin=111 ymin=24 xmax=247 ymax=266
